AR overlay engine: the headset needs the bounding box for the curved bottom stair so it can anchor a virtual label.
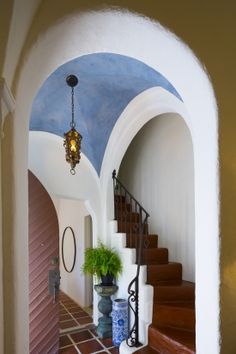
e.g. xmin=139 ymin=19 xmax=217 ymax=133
xmin=134 ymin=326 xmax=195 ymax=354
xmin=122 ymin=240 xmax=196 ymax=354
xmin=134 ymin=240 xmax=195 ymax=354
xmin=136 ymin=255 xmax=195 ymax=354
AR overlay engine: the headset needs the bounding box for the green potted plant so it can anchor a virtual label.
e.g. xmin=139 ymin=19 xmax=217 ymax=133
xmin=82 ymin=242 xmax=122 ymax=285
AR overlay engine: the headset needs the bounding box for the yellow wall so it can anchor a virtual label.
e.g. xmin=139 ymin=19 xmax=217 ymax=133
xmin=0 ymin=1 xmax=13 ymax=75
xmin=1 ymin=1 xmax=236 ymax=353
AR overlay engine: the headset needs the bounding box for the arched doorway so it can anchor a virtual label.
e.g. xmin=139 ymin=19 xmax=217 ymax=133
xmin=28 ymin=170 xmax=60 ymax=353
xmin=28 ymin=170 xmax=95 ymax=350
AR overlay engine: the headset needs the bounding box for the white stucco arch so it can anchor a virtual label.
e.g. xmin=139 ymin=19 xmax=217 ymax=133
xmin=12 ymin=8 xmax=219 ymax=354
xmin=101 ymin=87 xmax=192 ymax=233
xmin=100 ymin=87 xmax=192 ymax=186
xmin=101 ymin=86 xmax=218 ymax=353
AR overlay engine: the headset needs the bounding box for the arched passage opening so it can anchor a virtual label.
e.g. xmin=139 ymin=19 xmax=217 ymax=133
xmin=28 ymin=131 xmax=97 ymax=348
xmin=101 ymin=85 xmax=218 ymax=353
xmin=5 ymin=8 xmax=218 ymax=354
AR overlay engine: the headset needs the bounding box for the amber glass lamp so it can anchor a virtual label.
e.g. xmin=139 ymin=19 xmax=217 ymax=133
xmin=63 ymin=75 xmax=82 ymax=175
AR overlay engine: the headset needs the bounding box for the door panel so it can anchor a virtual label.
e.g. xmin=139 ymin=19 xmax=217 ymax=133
xmin=28 ymin=171 xmax=59 ymax=354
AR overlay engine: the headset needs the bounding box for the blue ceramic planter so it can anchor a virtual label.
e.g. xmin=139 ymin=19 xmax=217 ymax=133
xmin=112 ymin=299 xmax=128 ymax=347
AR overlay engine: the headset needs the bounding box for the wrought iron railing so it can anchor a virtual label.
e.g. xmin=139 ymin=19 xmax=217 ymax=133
xmin=112 ymin=170 xmax=150 ymax=347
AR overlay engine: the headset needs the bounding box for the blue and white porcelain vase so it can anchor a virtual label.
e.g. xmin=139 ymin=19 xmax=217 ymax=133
xmin=112 ymin=298 xmax=128 ymax=347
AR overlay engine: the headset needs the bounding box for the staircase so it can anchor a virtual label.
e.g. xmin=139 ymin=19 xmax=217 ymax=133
xmin=114 ymin=181 xmax=195 ymax=354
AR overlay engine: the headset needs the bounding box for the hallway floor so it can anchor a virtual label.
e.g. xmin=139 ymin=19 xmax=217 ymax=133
xmin=60 ymin=292 xmax=93 ymax=332
xmin=59 ymin=292 xmax=119 ymax=354
xmin=59 ymin=328 xmax=119 ymax=354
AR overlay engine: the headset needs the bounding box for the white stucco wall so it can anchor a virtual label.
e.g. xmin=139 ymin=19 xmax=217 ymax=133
xmin=28 ymin=131 xmax=101 ymax=237
xmin=119 ymin=113 xmax=195 ymax=281
xmin=54 ymin=198 xmax=92 ymax=308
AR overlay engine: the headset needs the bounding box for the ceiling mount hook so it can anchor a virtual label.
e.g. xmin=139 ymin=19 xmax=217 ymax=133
xmin=66 ymin=75 xmax=78 ymax=88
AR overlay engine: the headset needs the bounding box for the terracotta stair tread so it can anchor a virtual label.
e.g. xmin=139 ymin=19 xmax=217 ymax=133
xmin=155 ymin=301 xmax=195 ymax=309
xmin=116 ymin=204 xmax=132 ymax=212
xmin=118 ymin=220 xmax=148 ymax=233
xmin=115 ymin=232 xmax=158 ymax=248
xmin=148 ymin=234 xmax=159 ymax=241
xmin=152 ymin=302 xmax=195 ymax=331
xmin=134 ymin=346 xmax=161 ymax=354
xmin=125 ymin=234 xmax=158 ymax=248
xmin=149 ymin=325 xmax=195 ymax=353
xmin=117 ymin=210 xmax=140 ymax=222
xmin=154 ymin=280 xmax=194 ymax=287
xmin=154 ymin=279 xmax=187 ymax=286
xmin=147 ymin=263 xmax=182 ymax=284
xmin=153 ymin=280 xmax=195 ymax=303
xmin=140 ymin=248 xmax=168 ymax=264
xmin=115 ymin=200 xmax=132 ymax=212
xmin=114 ymin=195 xmax=126 ymax=203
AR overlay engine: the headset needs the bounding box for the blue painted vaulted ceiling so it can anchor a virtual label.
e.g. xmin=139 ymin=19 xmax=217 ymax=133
xmin=30 ymin=53 xmax=181 ymax=174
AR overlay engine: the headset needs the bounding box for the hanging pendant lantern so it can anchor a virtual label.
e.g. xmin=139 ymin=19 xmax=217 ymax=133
xmin=63 ymin=75 xmax=82 ymax=175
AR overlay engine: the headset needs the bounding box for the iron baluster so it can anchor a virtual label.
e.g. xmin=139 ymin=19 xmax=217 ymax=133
xmin=112 ymin=170 xmax=150 ymax=347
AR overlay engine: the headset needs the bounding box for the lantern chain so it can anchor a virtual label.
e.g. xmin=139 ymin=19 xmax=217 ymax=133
xmin=71 ymin=86 xmax=75 ymax=129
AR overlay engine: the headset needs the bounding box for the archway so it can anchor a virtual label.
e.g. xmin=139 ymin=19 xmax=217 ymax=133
xmin=28 ymin=132 xmax=97 ymax=342
xmin=9 ymin=8 xmax=218 ymax=354
xmin=101 ymin=84 xmax=218 ymax=353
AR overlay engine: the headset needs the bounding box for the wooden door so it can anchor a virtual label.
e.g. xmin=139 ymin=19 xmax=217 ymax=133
xmin=28 ymin=171 xmax=59 ymax=354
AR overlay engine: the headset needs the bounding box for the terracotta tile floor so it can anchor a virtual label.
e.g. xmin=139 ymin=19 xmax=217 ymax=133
xmin=59 ymin=329 xmax=119 ymax=354
xmin=59 ymin=292 xmax=119 ymax=353
xmin=60 ymin=291 xmax=93 ymax=333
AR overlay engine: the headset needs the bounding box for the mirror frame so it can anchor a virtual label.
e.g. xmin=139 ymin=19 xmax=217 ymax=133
xmin=61 ymin=226 xmax=76 ymax=273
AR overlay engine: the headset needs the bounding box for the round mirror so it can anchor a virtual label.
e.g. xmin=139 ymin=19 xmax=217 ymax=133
xmin=61 ymin=226 xmax=76 ymax=273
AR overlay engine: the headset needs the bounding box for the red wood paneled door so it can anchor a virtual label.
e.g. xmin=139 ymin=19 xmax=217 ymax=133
xmin=28 ymin=171 xmax=60 ymax=354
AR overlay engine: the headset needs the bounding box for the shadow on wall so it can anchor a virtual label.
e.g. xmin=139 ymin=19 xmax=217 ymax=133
xmin=53 ymin=198 xmax=93 ymax=308
xmin=119 ymin=112 xmax=195 ymax=282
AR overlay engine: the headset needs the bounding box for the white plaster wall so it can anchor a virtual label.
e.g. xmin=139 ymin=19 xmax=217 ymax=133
xmin=11 ymin=8 xmax=218 ymax=354
xmin=28 ymin=131 xmax=101 ymax=237
xmin=119 ymin=113 xmax=195 ymax=281
xmin=54 ymin=198 xmax=91 ymax=308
